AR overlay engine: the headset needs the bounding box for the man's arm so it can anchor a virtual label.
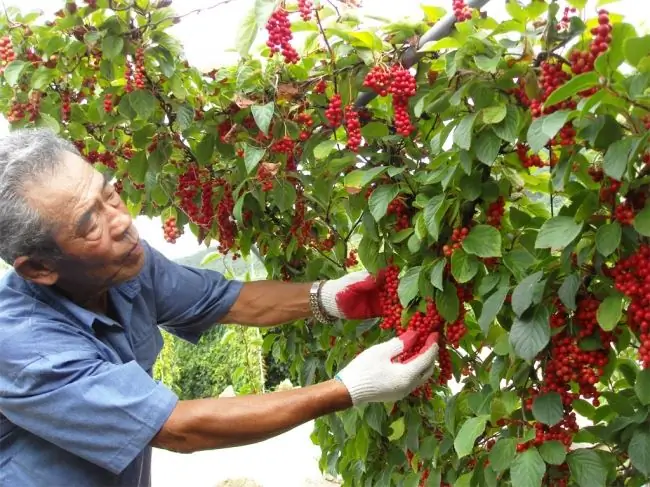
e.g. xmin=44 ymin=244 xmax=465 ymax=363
xmin=220 ymin=281 xmax=313 ymax=326
xmin=151 ymin=328 xmax=439 ymax=454
xmin=151 ymin=379 xmax=351 ymax=453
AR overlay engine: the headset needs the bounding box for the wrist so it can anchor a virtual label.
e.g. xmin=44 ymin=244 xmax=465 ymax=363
xmin=327 ymin=378 xmax=354 ymax=410
xmin=309 ymin=281 xmax=338 ymax=323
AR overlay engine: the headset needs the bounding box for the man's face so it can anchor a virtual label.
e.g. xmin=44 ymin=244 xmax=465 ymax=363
xmin=24 ymin=150 xmax=145 ymax=288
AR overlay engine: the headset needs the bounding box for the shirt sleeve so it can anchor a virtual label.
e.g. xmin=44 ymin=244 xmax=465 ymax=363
xmin=143 ymin=241 xmax=244 ymax=343
xmin=0 ymin=344 xmax=178 ymax=475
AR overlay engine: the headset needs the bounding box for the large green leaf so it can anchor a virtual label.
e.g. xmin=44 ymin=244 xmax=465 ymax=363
xmin=511 ymin=271 xmax=544 ymax=317
xmin=510 ymin=305 xmax=550 ymax=362
xmin=251 ymin=102 xmax=275 ymax=135
xmin=101 ymin=35 xmax=124 ymax=60
xmin=128 ymin=90 xmax=157 ymax=121
xmin=398 ymin=266 xmax=421 ymax=307
xmin=596 ymin=294 xmax=623 ymax=331
xmin=532 ymin=392 xmax=563 ymax=426
xmin=628 ymin=427 xmax=650 ymax=476
xmin=538 ymin=441 xmax=567 ymax=465
xmin=4 ymin=60 xmax=27 ymax=87
xmin=451 ymin=250 xmax=479 ymax=284
xmin=478 ymin=285 xmax=509 ymax=334
xmin=462 ymin=225 xmax=502 ymax=257
xmin=369 ymin=185 xmax=400 ymax=222
xmin=511 ymin=448 xmax=545 ymax=487
xmin=567 ymin=449 xmax=607 ymax=487
xmin=244 ymin=144 xmax=265 ymax=174
xmin=488 ymin=438 xmax=517 ymax=473
xmin=604 ymin=136 xmax=643 ymax=181
xmin=634 ymin=205 xmax=650 ymax=236
xmin=453 ymin=113 xmax=478 ymax=150
xmin=595 ymin=222 xmax=621 ymax=257
xmin=436 ymin=281 xmax=460 ymax=323
xmin=634 ymin=369 xmax=650 ymax=406
xmin=454 ymin=416 xmax=488 ymax=459
xmin=544 ymin=72 xmax=599 ymax=108
xmin=535 ymin=216 xmax=583 ymax=250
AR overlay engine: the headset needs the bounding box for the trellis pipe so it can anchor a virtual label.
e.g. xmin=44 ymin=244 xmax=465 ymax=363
xmin=354 ymin=0 xmax=493 ymax=108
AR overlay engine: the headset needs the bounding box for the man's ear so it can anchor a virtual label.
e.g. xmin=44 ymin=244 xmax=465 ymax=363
xmin=13 ymin=256 xmax=59 ymax=286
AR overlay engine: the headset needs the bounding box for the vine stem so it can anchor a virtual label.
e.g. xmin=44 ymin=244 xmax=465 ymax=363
xmin=314 ymin=7 xmax=338 ymax=93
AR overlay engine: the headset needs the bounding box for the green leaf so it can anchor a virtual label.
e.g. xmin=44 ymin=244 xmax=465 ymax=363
xmin=271 ymin=180 xmax=297 ymax=212
xmin=451 ymin=250 xmax=479 ymax=284
xmin=478 ymin=285 xmax=509 ymax=334
xmin=510 ymin=305 xmax=550 ymax=362
xmin=235 ymin=4 xmax=258 ymax=57
xmin=243 ymin=144 xmax=265 ymax=174
xmin=527 ymin=111 xmax=571 ymax=152
xmin=538 ymin=440 xmax=567 ymax=465
xmin=604 ymin=136 xmax=643 ymax=181
xmin=314 ymin=140 xmax=337 ymax=160
xmin=453 ymin=112 xmax=478 ymax=150
xmin=175 ymin=104 xmax=194 ymax=131
xmin=454 ymin=416 xmax=488 ymax=459
xmin=344 ymin=166 xmax=387 ymax=190
xmin=628 ymin=427 xmax=650 ymax=476
xmin=558 ymin=273 xmax=580 ymax=311
xmin=101 ymin=35 xmax=124 ymax=60
xmin=462 ymin=225 xmax=502 ymax=257
xmin=511 ymin=271 xmax=544 ymax=317
xmin=625 ymin=35 xmax=650 ymax=67
xmin=633 ymin=205 xmax=650 ymax=236
xmin=3 ymin=60 xmax=27 ymax=87
xmin=369 ymin=185 xmax=400 ymax=222
xmin=481 ymin=105 xmax=507 ymax=124
xmin=361 ymin=122 xmax=389 ymax=139
xmin=474 ymin=54 xmax=501 ymax=73
xmin=493 ymin=105 xmax=521 ymax=143
xmin=388 ymin=417 xmax=405 ymax=441
xmin=488 ymin=438 xmax=517 ymax=473
xmin=430 ymin=259 xmax=445 ymax=291
xmin=436 ymin=281 xmax=460 ymax=323
xmin=634 ymin=369 xmax=650 ymax=406
xmin=535 ymin=216 xmax=583 ymax=250
xmin=128 ymin=90 xmax=157 ymax=121
xmin=511 ymin=448 xmax=545 ymax=487
xmin=532 ymin=392 xmax=564 ymax=426
xmin=195 ymin=134 xmax=215 ymax=164
xmin=567 ymin=449 xmax=607 ymax=487
xmin=544 ymin=72 xmax=599 ymax=108
xmin=423 ymin=194 xmax=445 ymax=239
xmin=251 ymin=102 xmax=274 ymax=135
xmin=595 ymin=222 xmax=621 ymax=257
xmin=596 ymin=294 xmax=623 ymax=331
xmin=398 ymin=266 xmax=421 ymax=307
xmin=474 ymin=129 xmax=501 ymax=166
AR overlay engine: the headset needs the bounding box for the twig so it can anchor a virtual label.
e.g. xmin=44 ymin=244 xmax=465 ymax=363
xmin=323 ymin=0 xmax=340 ymax=19
xmin=148 ymin=0 xmax=239 ymax=30
xmin=314 ymin=8 xmax=338 ymax=93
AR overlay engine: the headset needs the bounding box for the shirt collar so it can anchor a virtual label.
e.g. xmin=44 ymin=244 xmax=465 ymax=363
xmin=29 ymin=277 xmax=141 ymax=330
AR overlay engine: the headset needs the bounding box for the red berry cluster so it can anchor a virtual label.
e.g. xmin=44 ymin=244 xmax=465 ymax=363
xmin=163 ymin=216 xmax=182 ymax=243
xmin=325 ymin=93 xmax=343 ymax=128
xmin=271 ymin=135 xmax=295 ymax=156
xmin=516 ymin=143 xmax=544 ymax=169
xmin=452 ymin=0 xmax=472 ymax=21
xmin=214 ymin=179 xmax=237 ymax=255
xmin=378 ymin=265 xmax=403 ymax=332
xmin=265 ymin=8 xmax=300 ymax=64
xmin=298 ymin=0 xmax=312 ymax=21
xmin=599 ymin=177 xmax=621 ymax=204
xmin=387 ymin=197 xmax=411 ymax=231
xmin=443 ymin=227 xmax=469 ymax=257
xmin=176 ymin=165 xmax=211 ymax=226
xmin=134 ymin=47 xmax=146 ymax=90
xmin=556 ymin=6 xmax=576 ymax=31
xmin=554 ymin=124 xmax=576 ymax=147
xmin=446 ymin=285 xmax=471 ymax=347
xmin=313 ymin=79 xmax=326 ymax=94
xmin=103 ymin=93 xmax=113 ymax=113
xmin=569 ymin=10 xmax=612 ymax=80
xmin=612 ymin=245 xmax=650 ymax=367
xmin=344 ymin=105 xmax=362 ymax=152
xmin=344 ymin=250 xmax=358 ymax=268
xmin=534 ymin=61 xmax=572 ymax=115
xmin=363 ymin=65 xmax=391 ymax=97
xmin=289 ymin=194 xmax=313 ymax=247
xmin=257 ymin=163 xmax=276 ymax=192
xmin=389 ymin=65 xmax=417 ymax=136
xmin=486 ymin=197 xmax=505 ymax=228
xmin=61 ymin=90 xmax=71 ymax=122
xmin=0 ymin=36 xmax=15 ymax=66
xmin=614 ymin=202 xmax=635 ymax=225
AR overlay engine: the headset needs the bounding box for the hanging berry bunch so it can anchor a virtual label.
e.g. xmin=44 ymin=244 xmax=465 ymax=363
xmin=325 ymin=93 xmax=343 ymax=128
xmin=297 ymin=0 xmax=312 ymax=21
xmin=344 ymin=104 xmax=361 ymax=152
xmin=452 ymin=0 xmax=472 ymax=22
xmin=163 ymin=216 xmax=182 ymax=243
xmin=265 ymin=7 xmax=300 ymax=64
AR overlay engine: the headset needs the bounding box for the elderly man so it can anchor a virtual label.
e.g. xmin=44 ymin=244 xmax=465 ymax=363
xmin=0 ymin=128 xmax=439 ymax=487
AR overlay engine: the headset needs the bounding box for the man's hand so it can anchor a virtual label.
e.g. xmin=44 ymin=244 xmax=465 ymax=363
xmin=320 ymin=270 xmax=385 ymax=320
xmin=335 ymin=329 xmax=439 ymax=405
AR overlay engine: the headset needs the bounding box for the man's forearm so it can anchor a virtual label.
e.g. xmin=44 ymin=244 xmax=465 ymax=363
xmin=222 ymin=280 xmax=314 ymax=326
xmin=151 ymin=379 xmax=352 ymax=453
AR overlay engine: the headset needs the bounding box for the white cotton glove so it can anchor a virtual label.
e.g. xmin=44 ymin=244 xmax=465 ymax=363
xmin=335 ymin=329 xmax=439 ymax=405
xmin=319 ymin=270 xmax=385 ymax=320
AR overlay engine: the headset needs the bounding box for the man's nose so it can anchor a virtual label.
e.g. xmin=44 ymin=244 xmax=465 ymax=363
xmin=107 ymin=206 xmax=133 ymax=240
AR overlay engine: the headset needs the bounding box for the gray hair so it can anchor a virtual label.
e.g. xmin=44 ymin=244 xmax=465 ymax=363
xmin=0 ymin=128 xmax=81 ymax=265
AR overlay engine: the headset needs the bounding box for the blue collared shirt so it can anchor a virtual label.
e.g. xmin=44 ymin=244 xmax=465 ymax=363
xmin=0 ymin=240 xmax=243 ymax=487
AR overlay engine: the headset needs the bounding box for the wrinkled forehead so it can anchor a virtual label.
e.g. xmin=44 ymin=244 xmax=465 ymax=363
xmin=22 ymin=151 xmax=104 ymax=225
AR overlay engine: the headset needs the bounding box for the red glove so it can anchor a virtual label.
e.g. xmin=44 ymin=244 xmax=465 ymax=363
xmin=319 ymin=270 xmax=386 ymax=320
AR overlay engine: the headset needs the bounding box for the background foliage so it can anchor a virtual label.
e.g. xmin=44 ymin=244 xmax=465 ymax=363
xmin=1 ymin=0 xmax=650 ymax=486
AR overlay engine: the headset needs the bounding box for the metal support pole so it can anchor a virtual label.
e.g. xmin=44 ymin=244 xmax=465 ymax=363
xmin=354 ymin=0 xmax=493 ymax=108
